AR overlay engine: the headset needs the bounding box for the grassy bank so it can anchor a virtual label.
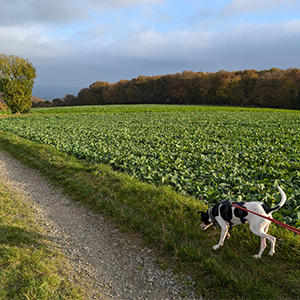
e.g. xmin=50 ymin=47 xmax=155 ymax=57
xmin=0 ymin=178 xmax=83 ymax=298
xmin=0 ymin=131 xmax=299 ymax=299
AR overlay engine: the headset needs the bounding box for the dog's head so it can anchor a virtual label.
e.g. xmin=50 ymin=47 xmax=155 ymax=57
xmin=200 ymin=210 xmax=213 ymax=230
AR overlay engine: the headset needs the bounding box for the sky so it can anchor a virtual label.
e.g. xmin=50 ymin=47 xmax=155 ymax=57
xmin=1 ymin=0 xmax=300 ymax=100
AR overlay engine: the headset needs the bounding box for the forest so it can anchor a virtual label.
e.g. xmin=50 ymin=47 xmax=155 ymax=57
xmin=38 ymin=68 xmax=300 ymax=109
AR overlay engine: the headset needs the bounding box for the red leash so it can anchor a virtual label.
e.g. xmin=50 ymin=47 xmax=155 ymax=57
xmin=232 ymin=203 xmax=300 ymax=235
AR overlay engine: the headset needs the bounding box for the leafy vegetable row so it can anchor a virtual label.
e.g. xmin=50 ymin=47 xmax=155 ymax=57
xmin=0 ymin=110 xmax=299 ymax=226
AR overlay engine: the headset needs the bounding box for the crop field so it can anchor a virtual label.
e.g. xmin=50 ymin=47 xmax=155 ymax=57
xmin=0 ymin=106 xmax=299 ymax=226
xmin=31 ymin=104 xmax=286 ymax=115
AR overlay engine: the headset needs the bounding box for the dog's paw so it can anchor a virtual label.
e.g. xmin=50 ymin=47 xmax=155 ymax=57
xmin=212 ymin=245 xmax=220 ymax=250
xmin=268 ymin=251 xmax=275 ymax=257
xmin=253 ymin=254 xmax=261 ymax=259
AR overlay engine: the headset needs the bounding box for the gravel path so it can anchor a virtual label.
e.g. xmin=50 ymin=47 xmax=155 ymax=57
xmin=0 ymin=150 xmax=199 ymax=299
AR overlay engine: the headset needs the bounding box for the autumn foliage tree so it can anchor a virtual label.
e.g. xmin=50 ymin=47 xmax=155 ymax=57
xmin=53 ymin=68 xmax=300 ymax=109
xmin=0 ymin=54 xmax=36 ymax=113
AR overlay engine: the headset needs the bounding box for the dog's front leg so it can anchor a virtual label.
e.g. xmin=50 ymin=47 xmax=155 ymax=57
xmin=213 ymin=222 xmax=228 ymax=250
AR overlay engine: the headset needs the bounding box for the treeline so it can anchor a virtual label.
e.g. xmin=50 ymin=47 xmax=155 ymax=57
xmin=38 ymin=68 xmax=300 ymax=109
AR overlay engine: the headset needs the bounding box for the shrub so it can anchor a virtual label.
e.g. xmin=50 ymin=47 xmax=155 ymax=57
xmin=0 ymin=54 xmax=36 ymax=114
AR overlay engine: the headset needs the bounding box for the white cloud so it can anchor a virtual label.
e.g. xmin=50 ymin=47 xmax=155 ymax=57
xmin=0 ymin=0 xmax=85 ymax=25
xmin=222 ymin=0 xmax=297 ymax=16
xmin=282 ymin=19 xmax=300 ymax=34
xmin=0 ymin=25 xmax=69 ymax=59
xmin=101 ymin=29 xmax=213 ymax=63
xmin=92 ymin=0 xmax=163 ymax=6
xmin=0 ymin=0 xmax=164 ymax=25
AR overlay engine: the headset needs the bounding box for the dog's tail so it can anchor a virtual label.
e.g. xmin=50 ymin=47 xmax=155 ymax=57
xmin=268 ymin=185 xmax=287 ymax=213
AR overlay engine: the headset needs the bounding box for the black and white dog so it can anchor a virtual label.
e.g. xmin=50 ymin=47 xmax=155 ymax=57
xmin=200 ymin=186 xmax=286 ymax=258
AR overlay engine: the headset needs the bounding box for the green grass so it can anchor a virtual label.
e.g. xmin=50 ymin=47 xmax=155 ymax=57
xmin=0 ymin=110 xmax=11 ymax=115
xmin=0 ymin=179 xmax=83 ymax=299
xmin=0 ymin=130 xmax=299 ymax=300
xmin=31 ymin=104 xmax=294 ymax=115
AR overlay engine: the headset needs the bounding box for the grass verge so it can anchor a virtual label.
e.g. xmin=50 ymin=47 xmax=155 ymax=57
xmin=0 ymin=130 xmax=299 ymax=299
xmin=0 ymin=179 xmax=83 ymax=299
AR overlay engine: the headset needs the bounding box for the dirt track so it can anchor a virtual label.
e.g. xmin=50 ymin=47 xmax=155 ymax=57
xmin=0 ymin=150 xmax=199 ymax=299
